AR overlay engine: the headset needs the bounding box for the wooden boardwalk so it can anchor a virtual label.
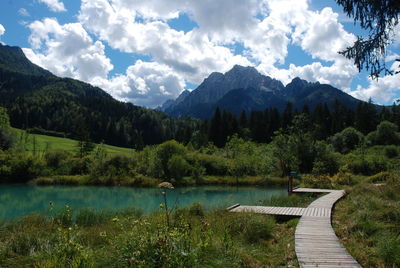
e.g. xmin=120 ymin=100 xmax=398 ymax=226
xmin=229 ymin=188 xmax=361 ymax=267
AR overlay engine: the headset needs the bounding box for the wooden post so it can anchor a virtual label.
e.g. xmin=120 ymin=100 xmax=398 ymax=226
xmin=288 ymin=171 xmax=296 ymax=194
xmin=288 ymin=175 xmax=293 ymax=194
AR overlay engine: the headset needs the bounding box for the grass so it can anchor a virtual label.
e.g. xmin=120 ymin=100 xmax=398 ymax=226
xmin=0 ymin=199 xmax=303 ymax=267
xmin=30 ymin=174 xmax=288 ymax=188
xmin=199 ymin=175 xmax=287 ymax=186
xmin=13 ymin=128 xmax=134 ymax=155
xmin=333 ymin=172 xmax=400 ymax=267
xmin=31 ymin=174 xmax=161 ymax=187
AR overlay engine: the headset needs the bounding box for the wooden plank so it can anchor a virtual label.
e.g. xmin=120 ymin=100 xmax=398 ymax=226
xmin=295 ymin=189 xmax=360 ymax=267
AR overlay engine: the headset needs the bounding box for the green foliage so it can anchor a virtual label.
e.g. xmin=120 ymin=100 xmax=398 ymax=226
xmin=271 ymin=114 xmax=317 ymax=176
xmin=0 ymin=151 xmax=45 ymax=183
xmin=187 ymin=152 xmax=231 ymax=176
xmin=45 ymin=149 xmax=72 ymax=174
xmin=228 ymin=213 xmax=275 ymax=243
xmin=167 ymin=154 xmax=190 ymax=182
xmin=0 ymin=106 xmax=11 ymax=129
xmin=368 ymin=120 xmax=400 ymax=145
xmin=312 ymin=141 xmax=340 ymax=175
xmin=0 ymin=107 xmax=16 ymax=150
xmin=336 ymin=0 xmax=400 ymax=78
xmin=156 ymin=140 xmax=187 ymax=180
xmin=346 ymin=153 xmax=388 ymax=175
xmin=330 ymin=127 xmax=364 ymax=154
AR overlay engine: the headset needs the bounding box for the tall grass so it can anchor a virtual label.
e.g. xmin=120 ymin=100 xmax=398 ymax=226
xmin=0 ymin=202 xmax=299 ymax=267
xmin=333 ymin=172 xmax=400 ymax=267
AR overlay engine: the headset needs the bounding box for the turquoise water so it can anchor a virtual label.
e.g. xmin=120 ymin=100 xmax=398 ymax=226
xmin=0 ymin=184 xmax=286 ymax=220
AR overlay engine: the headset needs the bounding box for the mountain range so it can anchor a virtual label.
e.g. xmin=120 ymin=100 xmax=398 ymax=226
xmin=161 ymin=65 xmax=362 ymax=119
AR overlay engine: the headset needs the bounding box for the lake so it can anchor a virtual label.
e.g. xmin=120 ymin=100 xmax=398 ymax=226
xmin=0 ymin=184 xmax=287 ymax=220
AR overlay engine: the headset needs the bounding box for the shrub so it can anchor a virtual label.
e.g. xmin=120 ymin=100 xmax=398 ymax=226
xmin=347 ymin=154 xmax=387 ymax=175
xmin=384 ymin=145 xmax=398 ymax=158
xmin=0 ymin=128 xmax=15 ymax=150
xmin=188 ymin=202 xmax=204 ymax=217
xmin=188 ymin=152 xmax=231 ymax=176
xmin=330 ymin=127 xmax=364 ymax=154
xmin=69 ymin=156 xmax=91 ymax=175
xmin=9 ymin=153 xmax=45 ymax=182
xmin=312 ymin=141 xmax=339 ymax=175
xmin=45 ymin=150 xmax=72 ymax=174
xmin=369 ymin=121 xmax=400 ymax=145
xmin=229 ymin=213 xmax=275 ymax=243
xmin=368 ymin=171 xmax=390 ymax=183
xmin=167 ymin=154 xmax=191 ymax=182
xmin=156 ymin=140 xmax=186 ymax=179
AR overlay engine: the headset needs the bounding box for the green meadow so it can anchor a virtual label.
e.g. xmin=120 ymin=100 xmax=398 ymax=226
xmin=13 ymin=128 xmax=134 ymax=156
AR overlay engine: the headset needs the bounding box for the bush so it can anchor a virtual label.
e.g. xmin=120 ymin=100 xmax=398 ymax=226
xmin=167 ymin=154 xmax=191 ymax=182
xmin=384 ymin=145 xmax=398 ymax=158
xmin=243 ymin=214 xmax=275 ymax=243
xmin=1 ymin=153 xmax=46 ymax=182
xmin=156 ymin=140 xmax=186 ymax=179
xmin=69 ymin=156 xmax=91 ymax=175
xmin=330 ymin=127 xmax=364 ymax=154
xmin=228 ymin=213 xmax=275 ymax=243
xmin=45 ymin=150 xmax=72 ymax=174
xmin=369 ymin=121 xmax=400 ymax=145
xmin=188 ymin=152 xmax=231 ymax=176
xmin=312 ymin=141 xmax=339 ymax=175
xmin=188 ymin=202 xmax=204 ymax=217
xmin=0 ymin=128 xmax=16 ymax=150
xmin=347 ymin=155 xmax=387 ymax=175
xmin=368 ymin=171 xmax=391 ymax=183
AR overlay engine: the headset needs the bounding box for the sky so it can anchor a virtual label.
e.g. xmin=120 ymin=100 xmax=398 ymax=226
xmin=0 ymin=0 xmax=399 ymax=108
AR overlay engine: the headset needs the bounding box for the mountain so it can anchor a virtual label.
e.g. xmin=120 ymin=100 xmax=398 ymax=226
xmin=162 ymin=65 xmax=362 ymax=119
xmin=0 ymin=44 xmax=198 ymax=148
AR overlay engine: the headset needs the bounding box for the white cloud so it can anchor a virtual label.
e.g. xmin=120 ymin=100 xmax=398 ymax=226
xmin=93 ymin=60 xmax=186 ymax=107
xmin=0 ymin=24 xmax=6 ymax=36
xmin=38 ymin=0 xmax=66 ymax=12
xmin=18 ymin=8 xmax=30 ymax=17
xmin=24 ymin=18 xmax=112 ymax=82
xmin=254 ymin=1 xmax=358 ymax=90
xmin=0 ymin=24 xmax=5 ymax=36
xmin=78 ymin=0 xmax=251 ymax=85
xmin=288 ymin=58 xmax=358 ymax=90
xmin=349 ymin=61 xmax=400 ymax=104
xmin=298 ymin=7 xmax=356 ymax=62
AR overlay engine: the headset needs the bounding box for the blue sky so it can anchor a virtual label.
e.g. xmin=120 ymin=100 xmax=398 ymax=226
xmin=0 ymin=0 xmax=399 ymax=108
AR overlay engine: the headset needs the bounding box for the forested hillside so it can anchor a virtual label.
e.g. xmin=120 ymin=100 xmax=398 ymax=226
xmin=0 ymin=44 xmax=199 ymax=148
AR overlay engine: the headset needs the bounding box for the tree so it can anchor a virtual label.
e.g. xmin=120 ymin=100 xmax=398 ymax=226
xmin=368 ymin=120 xmax=400 ymax=145
xmin=209 ymin=107 xmax=224 ymax=147
xmin=271 ymin=114 xmax=316 ymax=176
xmin=156 ymin=140 xmax=186 ymax=180
xmin=0 ymin=107 xmax=15 ymax=150
xmin=330 ymin=127 xmax=364 ymax=154
xmin=336 ymin=0 xmax=400 ymax=78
